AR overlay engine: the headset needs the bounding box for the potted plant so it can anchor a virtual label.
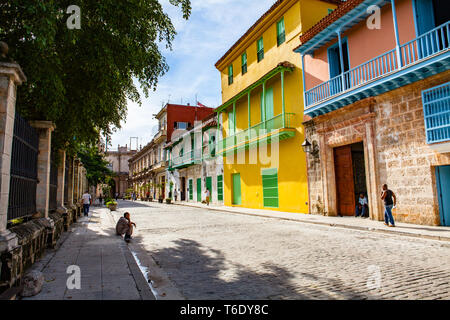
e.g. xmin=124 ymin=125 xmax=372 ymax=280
xmin=166 ymin=198 xmax=172 ymax=204
xmin=106 ymin=200 xmax=118 ymax=211
xmin=156 ymin=183 xmax=163 ymax=203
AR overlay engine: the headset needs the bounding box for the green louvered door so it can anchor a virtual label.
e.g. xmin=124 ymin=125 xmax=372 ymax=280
xmin=217 ymin=175 xmax=223 ymax=201
xmin=262 ymin=168 xmax=279 ymax=208
xmin=232 ymin=173 xmax=241 ymax=205
xmin=260 ymin=87 xmax=274 ymax=130
xmin=196 ymin=178 xmax=201 ymax=202
xmin=206 ymin=177 xmax=212 ymax=199
xmin=189 ymin=179 xmax=193 ymax=200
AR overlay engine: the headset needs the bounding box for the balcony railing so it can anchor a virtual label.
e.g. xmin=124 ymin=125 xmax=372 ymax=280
xmin=169 ymin=148 xmax=202 ymax=169
xmin=217 ymin=113 xmax=295 ymax=154
xmin=305 ymin=21 xmax=450 ymax=108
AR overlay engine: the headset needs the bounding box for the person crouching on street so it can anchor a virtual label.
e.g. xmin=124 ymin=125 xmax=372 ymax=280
xmin=116 ymin=212 xmax=136 ymax=242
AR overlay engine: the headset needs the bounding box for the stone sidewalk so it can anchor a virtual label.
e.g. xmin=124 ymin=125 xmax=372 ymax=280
xmin=23 ymin=207 xmax=154 ymax=300
xmin=174 ymin=202 xmax=450 ymax=242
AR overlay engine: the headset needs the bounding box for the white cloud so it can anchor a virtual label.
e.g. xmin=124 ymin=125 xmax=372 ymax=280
xmin=109 ymin=0 xmax=275 ymax=150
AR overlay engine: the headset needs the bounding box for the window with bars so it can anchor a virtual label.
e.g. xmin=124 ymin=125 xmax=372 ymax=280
xmin=422 ymin=82 xmax=450 ymax=144
xmin=257 ymin=37 xmax=264 ymax=62
xmin=277 ymin=18 xmax=285 ymax=46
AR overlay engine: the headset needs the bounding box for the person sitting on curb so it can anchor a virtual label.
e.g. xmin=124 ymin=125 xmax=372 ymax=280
xmin=116 ymin=212 xmax=136 ymax=242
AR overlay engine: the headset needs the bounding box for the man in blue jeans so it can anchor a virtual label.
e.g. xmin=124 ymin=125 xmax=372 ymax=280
xmin=81 ymin=191 xmax=92 ymax=217
xmin=381 ymin=184 xmax=397 ymax=227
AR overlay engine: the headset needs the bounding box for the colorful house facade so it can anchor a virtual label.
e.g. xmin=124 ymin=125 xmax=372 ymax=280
xmin=295 ymin=0 xmax=450 ymax=225
xmin=215 ymin=0 xmax=340 ymax=212
xmin=129 ymin=102 xmax=214 ymax=200
xmin=166 ymin=113 xmax=224 ymax=204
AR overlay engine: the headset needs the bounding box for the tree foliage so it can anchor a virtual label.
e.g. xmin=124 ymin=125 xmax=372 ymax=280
xmin=0 ymin=0 xmax=191 ymax=151
xmin=76 ymin=144 xmax=113 ymax=186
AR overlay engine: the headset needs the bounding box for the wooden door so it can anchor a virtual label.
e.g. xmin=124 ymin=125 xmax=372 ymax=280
xmin=196 ymin=178 xmax=202 ymax=202
xmin=334 ymin=145 xmax=355 ymax=216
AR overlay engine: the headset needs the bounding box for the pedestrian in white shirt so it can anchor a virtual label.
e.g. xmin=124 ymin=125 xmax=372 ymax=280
xmin=82 ymin=191 xmax=92 ymax=217
xmin=355 ymin=193 xmax=368 ymax=218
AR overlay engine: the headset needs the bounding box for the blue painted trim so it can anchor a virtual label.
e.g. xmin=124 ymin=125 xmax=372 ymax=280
xmin=435 ymin=167 xmax=445 ymax=226
xmin=305 ymin=50 xmax=450 ymax=117
xmin=411 ymin=0 xmax=420 ymax=38
xmin=301 ymin=54 xmax=307 ymax=110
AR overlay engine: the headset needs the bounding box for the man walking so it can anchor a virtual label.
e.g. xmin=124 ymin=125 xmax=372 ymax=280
xmin=381 ymin=184 xmax=396 ymax=227
xmin=82 ymin=191 xmax=92 ymax=217
xmin=116 ymin=212 xmax=136 ymax=242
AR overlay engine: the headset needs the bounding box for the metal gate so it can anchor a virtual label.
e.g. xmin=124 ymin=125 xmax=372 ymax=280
xmin=7 ymin=113 xmax=39 ymax=222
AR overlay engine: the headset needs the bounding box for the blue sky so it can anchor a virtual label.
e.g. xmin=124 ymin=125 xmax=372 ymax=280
xmin=109 ymin=0 xmax=275 ymax=150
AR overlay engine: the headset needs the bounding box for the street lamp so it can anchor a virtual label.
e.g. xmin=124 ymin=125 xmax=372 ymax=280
xmin=302 ymin=139 xmax=319 ymax=158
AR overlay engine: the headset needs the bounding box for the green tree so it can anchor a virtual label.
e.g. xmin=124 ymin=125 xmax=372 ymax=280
xmin=76 ymin=145 xmax=114 ymax=186
xmin=0 ymin=0 xmax=191 ymax=150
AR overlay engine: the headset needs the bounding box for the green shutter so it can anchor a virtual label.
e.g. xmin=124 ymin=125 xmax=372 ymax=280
xmin=241 ymin=53 xmax=247 ymax=74
xmin=228 ymin=64 xmax=233 ymax=85
xmin=232 ymin=173 xmax=241 ymax=205
xmin=217 ymin=175 xmax=223 ymax=201
xmin=206 ymin=177 xmax=212 ymax=196
xmin=189 ymin=179 xmax=193 ymax=200
xmin=260 ymin=87 xmax=274 ymax=125
xmin=262 ymin=168 xmax=279 ymax=208
xmin=228 ymin=111 xmax=235 ymax=135
xmin=257 ymin=37 xmax=264 ymax=62
xmin=277 ymin=18 xmax=285 ymax=46
xmin=196 ymin=178 xmax=202 ymax=202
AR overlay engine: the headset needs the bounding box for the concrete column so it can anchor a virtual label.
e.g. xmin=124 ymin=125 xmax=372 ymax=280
xmin=30 ymin=121 xmax=56 ymax=218
xmin=0 ymin=58 xmax=26 ymax=252
xmin=56 ymin=149 xmax=66 ymax=212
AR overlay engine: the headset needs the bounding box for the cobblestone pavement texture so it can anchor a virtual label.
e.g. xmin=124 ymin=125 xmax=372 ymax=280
xmin=24 ymin=208 xmax=150 ymax=300
xmin=111 ymin=200 xmax=450 ymax=300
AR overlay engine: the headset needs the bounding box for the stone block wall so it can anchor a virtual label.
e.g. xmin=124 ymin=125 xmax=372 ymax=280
xmin=305 ymin=70 xmax=450 ymax=225
xmin=374 ymin=70 xmax=450 ymax=225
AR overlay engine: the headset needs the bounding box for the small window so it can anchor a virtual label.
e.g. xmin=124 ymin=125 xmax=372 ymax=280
xmin=257 ymin=37 xmax=264 ymax=62
xmin=328 ymin=8 xmax=334 ymax=14
xmin=228 ymin=64 xmax=233 ymax=85
xmin=277 ymin=18 xmax=285 ymax=46
xmin=176 ymin=122 xmax=188 ymax=130
xmin=241 ymin=53 xmax=247 ymax=75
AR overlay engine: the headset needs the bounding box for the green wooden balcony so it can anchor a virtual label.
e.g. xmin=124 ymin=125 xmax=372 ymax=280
xmin=217 ymin=113 xmax=295 ymax=155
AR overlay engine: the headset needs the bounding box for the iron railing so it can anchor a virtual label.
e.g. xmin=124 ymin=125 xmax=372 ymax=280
xmin=169 ymin=148 xmax=202 ymax=169
xmin=217 ymin=113 xmax=295 ymax=153
xmin=305 ymin=21 xmax=450 ymax=107
xmin=7 ymin=113 xmax=39 ymax=222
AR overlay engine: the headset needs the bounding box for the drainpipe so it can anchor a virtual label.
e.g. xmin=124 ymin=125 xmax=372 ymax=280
xmin=248 ymin=91 xmax=252 ymax=140
xmin=390 ymin=0 xmax=403 ymax=68
xmin=262 ymin=81 xmax=266 ymax=129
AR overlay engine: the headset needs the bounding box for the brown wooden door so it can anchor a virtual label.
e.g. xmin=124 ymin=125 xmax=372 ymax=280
xmin=334 ymin=145 xmax=355 ymax=216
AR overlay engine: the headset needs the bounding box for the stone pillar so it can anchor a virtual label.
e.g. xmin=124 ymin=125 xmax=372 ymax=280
xmin=0 ymin=57 xmax=26 ymax=252
xmin=56 ymin=150 xmax=66 ymax=212
xmin=67 ymin=157 xmax=74 ymax=206
xmin=30 ymin=121 xmax=56 ymax=219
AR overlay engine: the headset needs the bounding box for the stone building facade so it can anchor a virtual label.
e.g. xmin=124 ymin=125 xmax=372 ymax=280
xmin=296 ymin=0 xmax=450 ymax=226
xmin=105 ymin=145 xmax=136 ymax=197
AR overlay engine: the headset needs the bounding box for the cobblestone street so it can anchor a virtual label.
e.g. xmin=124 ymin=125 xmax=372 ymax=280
xmin=110 ymin=200 xmax=450 ymax=300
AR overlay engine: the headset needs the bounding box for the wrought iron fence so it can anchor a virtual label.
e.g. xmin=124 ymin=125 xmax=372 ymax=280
xmin=49 ymin=154 xmax=58 ymax=212
xmin=7 ymin=113 xmax=39 ymax=222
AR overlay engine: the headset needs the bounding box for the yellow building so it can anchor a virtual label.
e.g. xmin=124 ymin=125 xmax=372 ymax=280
xmin=214 ymin=0 xmax=339 ymax=212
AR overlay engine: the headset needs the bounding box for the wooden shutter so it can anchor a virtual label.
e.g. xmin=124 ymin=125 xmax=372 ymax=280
xmin=217 ymin=175 xmax=223 ymax=201
xmin=262 ymin=168 xmax=279 ymax=208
